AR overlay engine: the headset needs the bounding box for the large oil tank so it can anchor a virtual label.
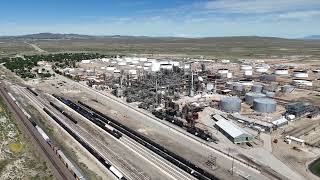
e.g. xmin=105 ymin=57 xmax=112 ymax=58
xmin=220 ymin=97 xmax=241 ymax=112
xmin=253 ymin=98 xmax=277 ymax=113
xmin=245 ymin=92 xmax=266 ymax=105
xmin=260 ymin=74 xmax=277 ymax=82
xmin=251 ymin=84 xmax=263 ymax=93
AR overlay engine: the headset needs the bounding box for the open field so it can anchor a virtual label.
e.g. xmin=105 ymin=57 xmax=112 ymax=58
xmin=30 ymin=37 xmax=320 ymax=58
xmin=0 ymin=40 xmax=36 ymax=56
xmin=0 ymin=96 xmax=54 ymax=180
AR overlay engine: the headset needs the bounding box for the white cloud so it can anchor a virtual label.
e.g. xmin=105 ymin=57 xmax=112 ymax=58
xmin=204 ymin=0 xmax=320 ymax=13
xmin=278 ymin=10 xmax=320 ymax=19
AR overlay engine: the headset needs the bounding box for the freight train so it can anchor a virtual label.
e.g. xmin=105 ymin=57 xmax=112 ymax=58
xmin=153 ymin=110 xmax=216 ymax=142
xmin=51 ymin=96 xmax=122 ymax=139
xmin=69 ymin=99 xmax=218 ymax=180
xmin=30 ymin=119 xmax=85 ymax=180
xmin=26 ymin=87 xmax=38 ymax=96
xmin=42 ymin=107 xmax=126 ymax=180
xmin=50 ymin=102 xmax=78 ymax=124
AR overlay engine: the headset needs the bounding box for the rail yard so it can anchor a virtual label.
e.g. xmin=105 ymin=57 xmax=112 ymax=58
xmin=1 ymin=53 xmax=320 ymax=180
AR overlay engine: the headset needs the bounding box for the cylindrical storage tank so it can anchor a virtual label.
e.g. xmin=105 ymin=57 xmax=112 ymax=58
xmin=251 ymin=84 xmax=263 ymax=93
xmin=292 ymin=79 xmax=313 ymax=86
xmin=245 ymin=92 xmax=266 ymax=105
xmin=233 ymin=83 xmax=244 ymax=92
xmin=253 ymin=98 xmax=277 ymax=113
xmin=118 ymin=62 xmax=127 ymax=66
xmin=227 ymin=72 xmax=233 ymax=78
xmin=239 ymin=79 xmax=254 ymax=86
xmin=220 ymin=97 xmax=241 ymax=113
xmin=217 ymin=69 xmax=229 ymax=74
xmin=241 ymin=65 xmax=253 ymax=71
xmin=265 ymin=91 xmax=276 ymax=97
xmin=274 ymin=68 xmax=289 ymax=75
xmin=256 ymin=66 xmax=269 ymax=73
xmin=292 ymin=70 xmax=308 ymax=78
xmin=260 ymin=74 xmax=276 ymax=82
xmin=281 ymin=85 xmax=294 ymax=93
xmin=244 ymin=70 xmax=253 ymax=76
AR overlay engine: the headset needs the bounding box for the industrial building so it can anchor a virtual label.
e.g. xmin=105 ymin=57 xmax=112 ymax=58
xmin=213 ymin=115 xmax=254 ymax=144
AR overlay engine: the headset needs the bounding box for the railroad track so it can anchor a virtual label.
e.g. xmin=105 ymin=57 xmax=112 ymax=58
xmin=0 ymin=84 xmax=73 ymax=180
xmin=54 ymin=92 xmax=194 ymax=180
xmin=60 ymin=97 xmax=217 ymax=180
xmin=16 ymin=86 xmax=149 ymax=180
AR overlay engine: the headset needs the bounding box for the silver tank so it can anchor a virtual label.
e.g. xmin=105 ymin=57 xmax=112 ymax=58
xmin=251 ymin=84 xmax=263 ymax=93
xmin=245 ymin=92 xmax=266 ymax=105
xmin=253 ymin=98 xmax=277 ymax=113
xmin=220 ymin=97 xmax=241 ymax=112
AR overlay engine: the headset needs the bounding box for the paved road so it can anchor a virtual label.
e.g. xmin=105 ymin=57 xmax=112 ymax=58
xmin=24 ymin=42 xmax=47 ymax=53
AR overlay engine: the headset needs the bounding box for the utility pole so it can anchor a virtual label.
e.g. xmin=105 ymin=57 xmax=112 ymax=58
xmin=231 ymin=156 xmax=234 ymax=176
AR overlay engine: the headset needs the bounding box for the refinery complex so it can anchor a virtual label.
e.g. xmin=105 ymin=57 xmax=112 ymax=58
xmin=1 ymin=53 xmax=320 ymax=180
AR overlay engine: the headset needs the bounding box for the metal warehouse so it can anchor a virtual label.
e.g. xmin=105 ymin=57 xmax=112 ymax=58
xmin=214 ymin=115 xmax=254 ymax=144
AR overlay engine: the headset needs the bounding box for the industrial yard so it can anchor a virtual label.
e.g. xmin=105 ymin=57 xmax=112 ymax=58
xmin=0 ymin=50 xmax=319 ymax=180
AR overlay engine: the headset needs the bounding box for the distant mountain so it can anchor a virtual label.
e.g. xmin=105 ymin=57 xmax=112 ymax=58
xmin=303 ymin=35 xmax=320 ymax=40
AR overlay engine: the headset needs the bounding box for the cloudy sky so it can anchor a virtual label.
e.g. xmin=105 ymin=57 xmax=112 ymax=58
xmin=0 ymin=0 xmax=319 ymax=38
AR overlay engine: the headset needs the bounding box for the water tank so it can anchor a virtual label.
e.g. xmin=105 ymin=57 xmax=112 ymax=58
xmin=220 ymin=97 xmax=241 ymax=112
xmin=251 ymin=84 xmax=263 ymax=93
xmin=245 ymin=92 xmax=266 ymax=105
xmin=253 ymin=98 xmax=277 ymax=113
xmin=281 ymin=85 xmax=294 ymax=93
xmin=233 ymin=83 xmax=244 ymax=92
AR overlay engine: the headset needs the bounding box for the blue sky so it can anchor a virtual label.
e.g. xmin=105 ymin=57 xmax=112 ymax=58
xmin=0 ymin=0 xmax=319 ymax=38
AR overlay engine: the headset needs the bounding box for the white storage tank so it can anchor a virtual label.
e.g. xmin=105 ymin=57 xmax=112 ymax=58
xmin=255 ymin=65 xmax=269 ymax=73
xmin=227 ymin=72 xmax=233 ymax=78
xmin=140 ymin=57 xmax=148 ymax=62
xmin=239 ymin=79 xmax=254 ymax=86
xmin=292 ymin=79 xmax=313 ymax=86
xmin=118 ymin=62 xmax=127 ymax=66
xmin=244 ymin=70 xmax=253 ymax=76
xmin=241 ymin=65 xmax=253 ymax=71
xmin=128 ymin=69 xmax=137 ymax=75
xmin=292 ymin=70 xmax=308 ymax=78
xmin=274 ymin=68 xmax=289 ymax=75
